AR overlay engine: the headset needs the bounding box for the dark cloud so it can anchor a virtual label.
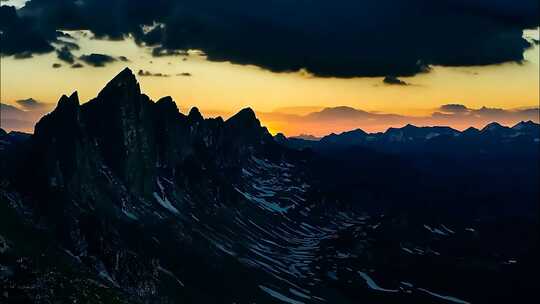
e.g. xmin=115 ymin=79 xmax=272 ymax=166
xmin=133 ymin=0 xmax=538 ymax=77
xmin=439 ymin=104 xmax=470 ymax=113
xmin=79 ymin=53 xmax=117 ymax=67
xmin=13 ymin=51 xmax=33 ymax=59
xmin=118 ymin=56 xmax=130 ymax=62
xmin=15 ymin=98 xmax=49 ymax=110
xmin=383 ymin=76 xmax=409 ymax=86
xmin=57 ymin=38 xmax=80 ymax=50
xmin=138 ymin=69 xmax=169 ymax=77
xmin=0 ymin=5 xmax=77 ymax=57
xmin=71 ymin=63 xmax=83 ymax=68
xmin=55 ymin=31 xmax=74 ymax=39
xmin=4 ymin=1 xmax=540 ymax=77
xmin=56 ymin=46 xmax=75 ymax=63
xmin=52 ymin=63 xmax=62 ymax=68
xmin=0 ymin=5 xmax=55 ymax=56
xmin=176 ymin=72 xmax=192 ymax=77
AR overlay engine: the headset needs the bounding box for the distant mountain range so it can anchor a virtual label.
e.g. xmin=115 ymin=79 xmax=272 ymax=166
xmin=276 ymin=120 xmax=540 ymax=155
xmin=0 ymin=98 xmax=54 ymax=133
xmin=257 ymin=103 xmax=539 ymax=137
xmin=0 ymin=69 xmax=537 ymax=304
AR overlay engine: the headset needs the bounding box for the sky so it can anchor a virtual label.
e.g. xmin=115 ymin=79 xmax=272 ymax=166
xmin=1 ymin=0 xmax=539 ymax=136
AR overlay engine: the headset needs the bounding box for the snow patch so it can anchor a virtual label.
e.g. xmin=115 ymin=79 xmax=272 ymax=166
xmin=153 ymin=192 xmax=180 ymax=214
xmin=418 ymin=288 xmax=471 ymax=304
xmin=424 ymin=225 xmax=448 ymax=236
xmin=259 ymin=285 xmax=305 ymax=304
xmin=357 ymin=271 xmax=398 ymax=293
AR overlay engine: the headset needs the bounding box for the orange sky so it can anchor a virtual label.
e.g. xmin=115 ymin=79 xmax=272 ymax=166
xmin=1 ymin=29 xmax=539 ymax=136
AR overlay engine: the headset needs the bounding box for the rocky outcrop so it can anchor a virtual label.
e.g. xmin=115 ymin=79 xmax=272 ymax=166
xmin=30 ymin=68 xmax=273 ymax=198
xmin=1 ymin=68 xmax=282 ymax=301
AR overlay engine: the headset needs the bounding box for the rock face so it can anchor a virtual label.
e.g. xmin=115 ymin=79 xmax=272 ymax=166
xmin=31 ymin=67 xmax=274 ymax=198
xmin=5 ymin=68 xmax=284 ymax=302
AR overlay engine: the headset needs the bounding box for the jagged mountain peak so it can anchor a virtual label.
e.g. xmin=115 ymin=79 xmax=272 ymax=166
xmin=384 ymin=124 xmax=458 ymax=139
xmin=385 ymin=126 xmax=405 ymax=135
xmin=113 ymin=67 xmax=136 ymax=83
xmin=402 ymin=123 xmax=417 ymax=129
xmin=56 ymin=91 xmax=80 ymax=109
xmin=69 ymin=91 xmax=79 ymax=101
xmin=226 ymin=107 xmax=258 ymax=127
xmin=156 ymin=96 xmax=179 ymax=112
xmin=512 ymin=120 xmax=539 ymax=130
xmin=319 ymin=128 xmax=367 ymax=146
xmin=24 ymin=68 xmax=281 ymax=206
xmin=333 ymin=128 xmax=367 ymax=137
xmin=34 ymin=91 xmax=81 ymax=135
xmin=462 ymin=127 xmax=480 ymax=135
xmin=156 ymin=95 xmax=174 ymax=104
xmin=223 ymin=107 xmax=273 ymax=148
xmin=351 ymin=128 xmax=368 ymax=135
xmin=481 ymin=122 xmax=505 ymax=132
xmin=97 ymin=67 xmax=140 ymax=99
xmin=274 ymin=132 xmax=287 ymax=142
xmin=233 ymin=107 xmax=257 ymax=118
xmin=155 ymin=96 xmax=184 ymax=123
xmin=188 ymin=106 xmax=204 ymax=121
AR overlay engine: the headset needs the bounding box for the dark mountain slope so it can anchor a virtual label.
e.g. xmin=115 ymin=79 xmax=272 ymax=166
xmin=2 ymin=68 xmax=298 ymax=303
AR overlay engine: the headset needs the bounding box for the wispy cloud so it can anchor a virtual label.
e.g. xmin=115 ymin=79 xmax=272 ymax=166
xmin=383 ymin=76 xmax=409 ymax=86
xmin=138 ymin=69 xmax=170 ymax=77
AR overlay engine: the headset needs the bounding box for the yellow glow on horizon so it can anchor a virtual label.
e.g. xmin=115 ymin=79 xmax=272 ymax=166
xmin=1 ymin=29 xmax=538 ymax=136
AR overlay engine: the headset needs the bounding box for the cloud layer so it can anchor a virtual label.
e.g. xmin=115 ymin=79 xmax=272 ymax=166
xmin=1 ymin=98 xmax=54 ymax=133
xmin=1 ymin=0 xmax=538 ymax=77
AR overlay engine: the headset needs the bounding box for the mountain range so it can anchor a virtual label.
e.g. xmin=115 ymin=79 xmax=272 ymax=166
xmin=0 ymin=68 xmax=538 ymax=304
xmin=276 ymin=120 xmax=540 ymax=155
